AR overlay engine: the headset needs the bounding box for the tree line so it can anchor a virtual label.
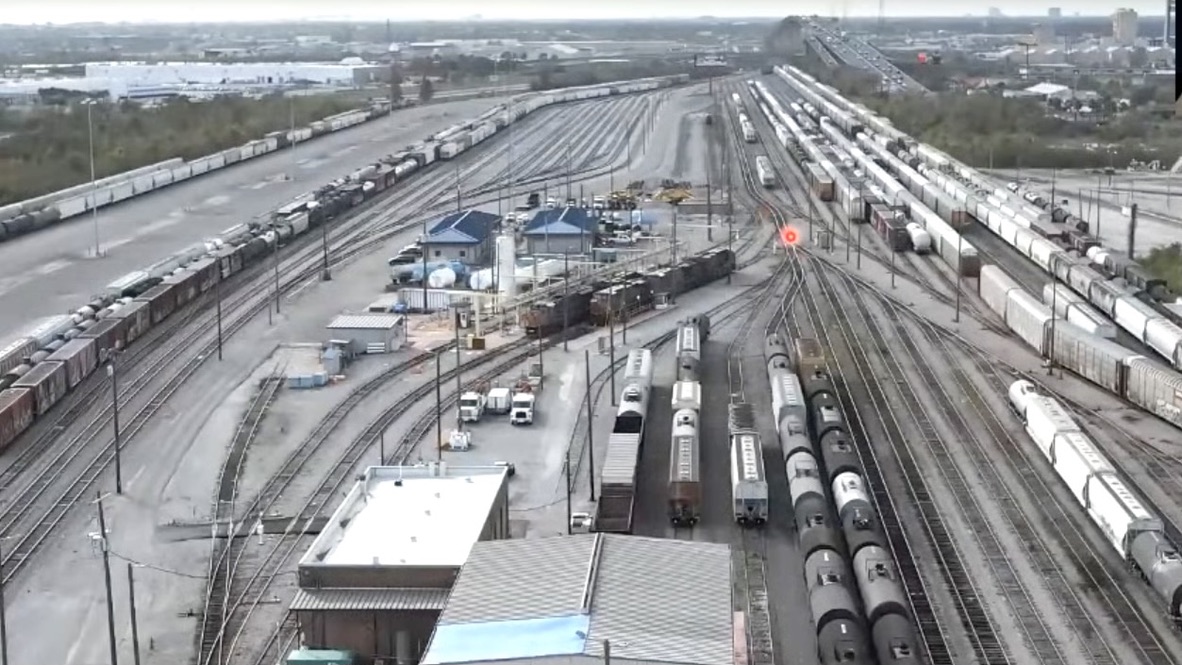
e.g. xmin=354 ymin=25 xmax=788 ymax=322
xmin=1141 ymin=243 xmax=1182 ymax=293
xmin=822 ymin=67 xmax=1180 ymax=171
xmin=0 ymin=94 xmax=360 ymax=206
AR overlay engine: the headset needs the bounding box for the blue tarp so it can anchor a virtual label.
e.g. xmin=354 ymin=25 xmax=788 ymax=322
xmin=422 ymin=614 xmax=589 ymax=665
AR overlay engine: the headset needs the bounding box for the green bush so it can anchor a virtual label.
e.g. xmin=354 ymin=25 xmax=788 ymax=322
xmin=0 ymin=93 xmax=362 ymax=205
xmin=1140 ymin=243 xmax=1182 ymax=293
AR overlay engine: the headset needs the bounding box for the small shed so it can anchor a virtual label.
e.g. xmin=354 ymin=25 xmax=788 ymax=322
xmin=423 ymin=210 xmax=501 ymax=264
xmin=326 ymin=314 xmax=406 ymax=355
xmin=522 ymin=207 xmax=596 ymax=256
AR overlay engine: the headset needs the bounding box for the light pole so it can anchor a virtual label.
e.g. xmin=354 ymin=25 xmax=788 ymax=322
xmin=0 ymin=537 xmax=9 ymax=665
xmin=106 ymin=350 xmax=123 ymax=495
xmin=94 ymin=493 xmax=119 ymax=665
xmin=126 ymin=564 xmax=143 ymax=665
xmin=320 ymin=221 xmax=332 ymax=281
xmin=953 ymin=234 xmax=963 ymax=323
xmin=85 ymin=99 xmax=101 ymax=259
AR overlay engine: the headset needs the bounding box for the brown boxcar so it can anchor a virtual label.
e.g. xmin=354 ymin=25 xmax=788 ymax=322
xmin=163 ymin=270 xmax=202 ymax=308
xmin=0 ymin=388 xmax=34 ymax=451
xmin=187 ymin=257 xmax=219 ymax=294
xmin=135 ymin=282 xmax=178 ymax=324
xmin=215 ymin=245 xmax=244 ymax=280
xmin=795 ymin=337 xmax=826 ymax=376
xmin=12 ymin=360 xmax=68 ymax=416
xmin=78 ymin=317 xmax=127 ymax=362
xmin=46 ymin=337 xmax=99 ymax=389
xmin=110 ymin=300 xmax=151 ymax=346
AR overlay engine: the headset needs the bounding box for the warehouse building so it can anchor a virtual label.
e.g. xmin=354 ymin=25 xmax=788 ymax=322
xmin=325 ymin=313 xmax=407 ymax=354
xmin=294 ymin=464 xmax=510 ymax=665
xmin=83 ymin=61 xmax=388 ymax=86
xmin=522 ymin=207 xmax=597 ymax=256
xmin=421 ymin=534 xmax=734 ymax=665
xmin=422 ymin=210 xmax=502 ymax=263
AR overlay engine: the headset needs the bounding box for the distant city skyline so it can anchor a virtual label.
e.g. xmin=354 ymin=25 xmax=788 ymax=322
xmin=0 ymin=0 xmax=1167 ymax=24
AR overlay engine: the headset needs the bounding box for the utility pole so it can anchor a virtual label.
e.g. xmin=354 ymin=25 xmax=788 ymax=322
xmin=320 ymin=221 xmax=332 ymax=281
xmin=435 ymin=351 xmax=443 ymax=456
xmin=565 ymin=143 xmax=572 ymax=201
xmin=563 ymin=252 xmax=570 ymax=351
xmin=421 ymin=224 xmax=429 ymax=314
xmin=1127 ymin=203 xmax=1138 ymax=260
xmin=107 ymin=352 xmax=123 ymax=495
xmin=953 ymin=235 xmax=963 ymax=322
xmin=96 ymin=494 xmax=119 ymax=665
xmin=565 ymin=450 xmax=573 ymax=535
xmin=86 ymin=100 xmax=101 ymax=259
xmin=584 ymin=349 xmax=596 ymax=501
xmin=1048 ymin=281 xmax=1058 ymax=375
xmin=608 ymin=308 xmax=617 ymax=406
xmin=0 ymin=539 xmax=9 ymax=665
xmin=216 ymin=272 xmax=224 ymax=361
xmin=127 ymin=564 xmax=142 ymax=665
xmin=453 ymin=309 xmax=463 ymax=430
xmin=455 ymin=163 xmax=462 ymax=213
xmin=857 ymin=222 xmax=863 ymax=269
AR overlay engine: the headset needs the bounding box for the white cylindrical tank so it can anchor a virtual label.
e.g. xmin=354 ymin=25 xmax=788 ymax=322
xmin=468 ymin=268 xmax=494 ymax=290
xmin=496 ymin=234 xmax=517 ymax=300
xmin=905 ymin=222 xmax=931 ymax=254
xmin=428 ymin=267 xmax=457 ymax=288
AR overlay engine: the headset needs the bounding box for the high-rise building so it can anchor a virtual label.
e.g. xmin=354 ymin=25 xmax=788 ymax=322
xmin=1112 ymin=8 xmax=1139 ymax=45
xmin=1048 ymin=7 xmax=1062 ymax=18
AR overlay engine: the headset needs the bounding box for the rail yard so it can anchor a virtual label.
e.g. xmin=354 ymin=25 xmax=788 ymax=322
xmin=0 ymin=49 xmax=1180 ymax=665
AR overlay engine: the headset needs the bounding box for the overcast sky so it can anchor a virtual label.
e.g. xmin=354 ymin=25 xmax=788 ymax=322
xmin=0 ymin=0 xmax=1161 ymax=24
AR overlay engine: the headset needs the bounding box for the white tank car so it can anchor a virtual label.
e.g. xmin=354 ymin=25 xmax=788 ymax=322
xmin=832 ymin=471 xmax=870 ymax=523
xmin=623 ymin=348 xmax=654 ymax=386
xmin=786 ymin=451 xmax=825 ymax=512
xmin=731 ymin=432 xmax=768 ymax=524
xmin=1007 ymin=379 xmax=1038 ymax=414
xmin=670 ymin=381 xmax=702 ymax=413
xmin=905 ymin=222 xmax=931 ymax=254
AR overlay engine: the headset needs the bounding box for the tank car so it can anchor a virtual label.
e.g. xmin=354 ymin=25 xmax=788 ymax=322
xmin=832 ymin=471 xmax=871 ymax=523
xmin=841 ymin=502 xmax=888 ymax=557
xmin=675 ymin=321 xmax=702 ymax=382
xmin=765 ymin=334 xmax=792 ymax=368
xmin=818 ymin=620 xmax=873 ymax=665
xmin=1132 ymin=531 xmax=1182 ymax=620
xmin=786 ymin=451 xmax=825 ymax=511
xmin=818 ymin=429 xmax=859 ymax=482
xmin=795 ymin=494 xmax=847 ymax=558
xmin=770 ymin=368 xmax=808 ymax=431
xmin=852 ymin=545 xmax=909 ymax=625
xmin=805 ymin=548 xmax=861 ymax=631
xmin=780 ymin=425 xmax=812 ymax=459
xmin=801 ymin=367 xmax=836 ymax=402
xmin=871 ymin=614 xmax=922 ymax=665
xmin=811 ymin=396 xmax=845 ymax=441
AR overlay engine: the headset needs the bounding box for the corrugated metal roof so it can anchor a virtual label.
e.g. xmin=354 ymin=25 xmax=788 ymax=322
xmin=290 ymin=587 xmax=449 ymax=612
xmin=428 ymin=210 xmax=500 ymax=245
xmin=438 ymin=536 xmax=591 ymax=624
xmin=426 ymin=534 xmax=733 ymax=665
xmin=326 ymin=313 xmax=404 ymax=330
xmin=523 ymin=207 xmax=596 ymax=236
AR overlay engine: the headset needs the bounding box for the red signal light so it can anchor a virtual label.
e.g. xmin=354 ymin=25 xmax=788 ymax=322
xmin=781 ymin=226 xmax=799 ymax=246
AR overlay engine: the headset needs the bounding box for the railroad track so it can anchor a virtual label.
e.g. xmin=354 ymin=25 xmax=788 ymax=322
xmin=0 ymin=93 xmax=663 ymax=588
xmin=212 ymin=335 xmax=560 ymax=665
xmin=727 ymin=78 xmax=965 ymax=665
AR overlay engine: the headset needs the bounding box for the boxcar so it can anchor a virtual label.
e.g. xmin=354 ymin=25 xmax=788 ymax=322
xmin=12 ymin=360 xmax=68 ymax=416
xmin=78 ymin=318 xmax=127 ymax=362
xmin=0 ymin=388 xmax=34 ymax=451
xmin=111 ymin=300 xmax=152 ymax=346
xmin=46 ymin=338 xmax=99 ymax=389
xmin=135 ymin=282 xmax=178 ymax=325
xmin=163 ymin=270 xmax=201 ymax=308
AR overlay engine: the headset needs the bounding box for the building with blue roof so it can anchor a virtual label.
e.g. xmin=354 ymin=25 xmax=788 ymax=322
xmin=423 ymin=210 xmax=502 ymax=264
xmin=522 ymin=207 xmax=597 ymax=256
xmin=421 ymin=534 xmax=734 ymax=665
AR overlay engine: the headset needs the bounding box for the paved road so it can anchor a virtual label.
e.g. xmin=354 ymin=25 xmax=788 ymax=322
xmin=0 ymin=96 xmax=514 ymax=340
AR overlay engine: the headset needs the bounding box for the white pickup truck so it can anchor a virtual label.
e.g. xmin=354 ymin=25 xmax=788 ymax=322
xmin=509 ymin=392 xmax=536 ymax=425
xmin=459 ymin=392 xmax=486 ymax=422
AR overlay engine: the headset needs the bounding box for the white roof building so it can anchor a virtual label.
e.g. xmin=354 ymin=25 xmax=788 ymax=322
xmin=83 ymin=61 xmax=384 ymax=86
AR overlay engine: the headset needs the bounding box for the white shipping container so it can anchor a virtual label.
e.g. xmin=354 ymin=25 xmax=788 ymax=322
xmin=110 ymin=182 xmax=136 ymax=204
xmin=1113 ymin=296 xmax=1154 ymax=339
xmin=57 ymin=196 xmax=87 ymax=219
xmin=979 ymin=265 xmax=1021 ymax=317
xmin=1086 ymin=473 xmax=1161 ymax=558
xmin=153 ymin=169 xmax=174 ymax=187
xmin=190 ymin=158 xmax=210 ymax=175
xmin=1145 ymin=318 xmax=1182 ymax=368
xmin=132 ymin=175 xmax=155 ymax=194
xmin=170 ymin=165 xmax=193 ymax=183
xmin=1064 ymin=304 xmax=1118 ymax=339
xmin=1050 ymin=431 xmax=1114 ymax=507
xmin=1089 ymin=281 xmax=1123 ymax=317
xmin=1023 ymin=395 xmax=1081 ymax=459
xmin=1123 ymin=357 xmax=1182 ymax=428
xmin=395 ymin=287 xmax=466 ymax=313
xmin=1043 ymin=282 xmax=1084 ymax=316
xmin=1028 ymin=238 xmax=1061 ymax=272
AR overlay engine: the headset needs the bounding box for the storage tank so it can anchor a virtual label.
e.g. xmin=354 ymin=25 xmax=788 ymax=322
xmin=468 ymin=268 xmax=494 ymax=290
xmin=428 ymin=267 xmax=457 ymax=288
xmin=905 ymin=223 xmax=931 ymax=254
xmin=496 ymin=234 xmax=517 ymax=300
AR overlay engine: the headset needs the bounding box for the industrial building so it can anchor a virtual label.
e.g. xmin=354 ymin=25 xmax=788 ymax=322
xmin=1112 ymin=8 xmax=1139 ymax=46
xmin=522 ymin=207 xmax=597 ymax=256
xmin=294 ymin=464 xmax=510 ymax=664
xmin=421 ymin=534 xmax=734 ymax=665
xmin=83 ymin=61 xmax=388 ymax=86
xmin=422 ymin=210 xmax=502 ymax=263
xmin=325 ymin=313 xmax=407 ymax=355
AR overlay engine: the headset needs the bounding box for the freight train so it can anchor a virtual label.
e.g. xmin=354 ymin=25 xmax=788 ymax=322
xmin=0 ymin=105 xmax=390 ymax=240
xmin=769 ymin=335 xmax=921 ymax=665
xmin=0 ymin=75 xmax=691 ymax=454
xmin=586 ymin=248 xmax=736 ymax=327
xmin=762 ymin=64 xmax=1182 ymax=430
xmin=728 ymin=401 xmax=768 ymax=524
xmin=668 ymin=316 xmax=710 ymax=526
xmin=595 ymin=349 xmax=655 ymax=533
xmin=1010 ymin=381 xmax=1182 ymax=624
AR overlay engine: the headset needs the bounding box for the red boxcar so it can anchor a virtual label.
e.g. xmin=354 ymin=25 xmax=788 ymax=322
xmin=163 ymin=270 xmax=201 ymax=309
xmin=0 ymin=388 xmax=34 ymax=451
xmin=135 ymin=282 xmax=178 ymax=324
xmin=12 ymin=360 xmax=68 ymax=416
xmin=46 ymin=337 xmax=99 ymax=389
xmin=78 ymin=317 xmax=127 ymax=362
xmin=110 ymin=300 xmax=151 ymax=346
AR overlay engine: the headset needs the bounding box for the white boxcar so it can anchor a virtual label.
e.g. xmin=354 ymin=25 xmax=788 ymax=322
xmin=1124 ymin=357 xmax=1182 ymax=429
xmin=1006 ymin=290 xmax=1052 ymax=353
xmin=979 ymin=265 xmax=1020 ymax=316
xmin=1048 ymin=322 xmax=1134 ymax=394
xmin=1023 ymin=395 xmax=1080 ymax=456
xmin=770 ymin=370 xmax=808 ymax=430
xmin=1086 ymin=473 xmax=1162 ymax=559
xmin=1049 ymin=431 xmax=1113 ymax=506
xmin=1065 ymin=303 xmax=1118 ymax=340
xmin=1145 ymin=319 xmax=1182 ymax=368
xmin=671 ymin=381 xmax=701 ymax=412
xmin=730 ymin=433 xmax=768 ymax=524
xmin=1043 ymin=282 xmax=1085 ymax=315
xmin=1113 ymin=296 xmax=1156 ymax=340
xmin=623 ymin=349 xmax=654 ymax=384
